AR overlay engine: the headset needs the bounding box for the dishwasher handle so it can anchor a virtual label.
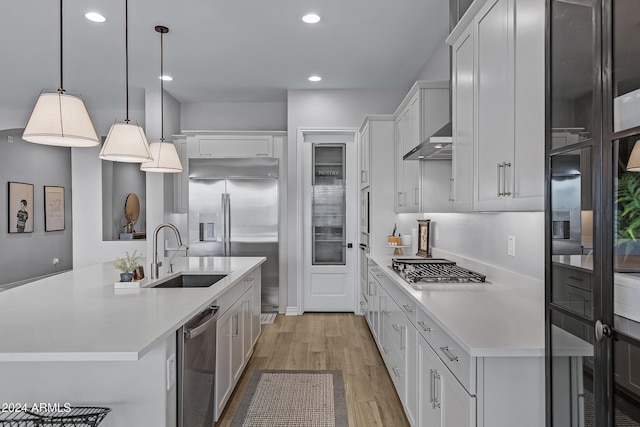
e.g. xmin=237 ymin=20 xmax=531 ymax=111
xmin=184 ymin=305 xmax=220 ymax=340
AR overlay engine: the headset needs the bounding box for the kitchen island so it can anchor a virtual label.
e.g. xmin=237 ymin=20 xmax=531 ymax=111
xmin=0 ymin=256 xmax=265 ymax=427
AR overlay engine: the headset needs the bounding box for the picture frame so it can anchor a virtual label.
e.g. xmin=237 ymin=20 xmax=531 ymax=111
xmin=417 ymin=219 xmax=431 ymax=258
xmin=44 ymin=186 xmax=65 ymax=232
xmin=8 ymin=181 xmax=34 ymax=233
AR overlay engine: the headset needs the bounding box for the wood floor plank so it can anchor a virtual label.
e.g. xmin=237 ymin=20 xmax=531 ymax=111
xmin=214 ymin=313 xmax=409 ymax=427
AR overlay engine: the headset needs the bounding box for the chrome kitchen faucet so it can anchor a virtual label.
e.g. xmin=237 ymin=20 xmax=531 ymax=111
xmin=151 ymin=223 xmax=184 ymax=279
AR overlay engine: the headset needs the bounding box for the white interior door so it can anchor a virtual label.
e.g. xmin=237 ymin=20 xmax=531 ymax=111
xmin=302 ymin=131 xmax=357 ymax=312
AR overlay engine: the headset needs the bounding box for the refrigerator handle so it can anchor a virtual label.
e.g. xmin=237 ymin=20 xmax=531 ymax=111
xmin=222 ymin=194 xmax=228 ymax=256
xmin=228 ymin=194 xmax=232 ymax=256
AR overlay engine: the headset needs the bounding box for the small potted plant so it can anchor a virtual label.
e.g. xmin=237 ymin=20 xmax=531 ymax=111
xmin=113 ymin=250 xmax=141 ymax=282
xmin=388 ymin=223 xmax=402 ymax=246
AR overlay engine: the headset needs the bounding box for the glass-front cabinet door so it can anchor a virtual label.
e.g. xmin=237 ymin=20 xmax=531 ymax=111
xmin=311 ymin=144 xmax=346 ymax=265
xmin=610 ymin=0 xmax=640 ymax=424
xmin=548 ymin=0 xmax=640 ymax=425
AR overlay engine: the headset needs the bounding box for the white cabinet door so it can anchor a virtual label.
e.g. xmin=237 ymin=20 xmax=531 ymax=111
xmin=359 ymin=122 xmax=370 ymax=189
xmin=419 ymin=335 xmax=476 ymax=427
xmin=251 ymin=272 xmax=261 ymax=347
xmin=215 ymin=308 xmax=234 ymax=419
xmin=459 ymin=0 xmax=544 ymax=212
xmin=452 ymin=25 xmax=475 ymax=212
xmin=198 ymin=135 xmax=274 ymax=157
xmin=419 ymin=336 xmax=442 ymax=427
xmin=243 ymin=290 xmax=253 ymax=362
xmin=474 ymin=0 xmax=514 ymax=211
xmin=405 ymin=319 xmax=418 ymax=426
xmin=440 ymin=355 xmax=476 ymax=426
xmin=509 ymin=0 xmax=544 ymax=210
xmin=231 ymin=301 xmax=244 ymax=383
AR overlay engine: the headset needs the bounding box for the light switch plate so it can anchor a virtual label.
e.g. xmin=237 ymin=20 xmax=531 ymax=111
xmin=167 ymin=354 xmax=176 ymax=390
xmin=508 ymin=235 xmax=516 ymax=257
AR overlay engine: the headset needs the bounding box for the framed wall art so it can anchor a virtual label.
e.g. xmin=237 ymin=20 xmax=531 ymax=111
xmin=44 ymin=186 xmax=65 ymax=232
xmin=417 ymin=219 xmax=431 ymax=258
xmin=8 ymin=182 xmax=34 ymax=233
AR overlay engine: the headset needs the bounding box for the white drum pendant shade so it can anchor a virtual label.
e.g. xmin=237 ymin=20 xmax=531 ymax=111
xmin=140 ymin=142 xmax=183 ymax=173
xmin=23 ymin=91 xmax=100 ymax=147
xmin=99 ymin=121 xmax=153 ymax=162
xmin=627 ymin=140 xmax=640 ymax=171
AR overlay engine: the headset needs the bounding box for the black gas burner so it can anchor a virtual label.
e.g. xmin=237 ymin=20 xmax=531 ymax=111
xmin=391 ymin=258 xmax=486 ymax=284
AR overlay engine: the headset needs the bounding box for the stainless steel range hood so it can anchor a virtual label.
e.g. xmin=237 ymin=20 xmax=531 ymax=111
xmin=403 ymin=122 xmax=452 ymax=160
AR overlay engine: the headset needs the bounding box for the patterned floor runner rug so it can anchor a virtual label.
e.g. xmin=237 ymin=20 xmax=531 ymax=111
xmin=231 ymin=370 xmax=348 ymax=427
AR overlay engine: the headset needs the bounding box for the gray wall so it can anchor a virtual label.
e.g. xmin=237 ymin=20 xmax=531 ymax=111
xmin=0 ymin=129 xmax=73 ymax=286
xmin=415 ymin=33 xmax=451 ymax=81
xmin=180 ymin=102 xmax=287 ymax=131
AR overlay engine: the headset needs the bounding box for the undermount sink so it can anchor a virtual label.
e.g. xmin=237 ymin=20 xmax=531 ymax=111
xmin=151 ymin=274 xmax=227 ymax=288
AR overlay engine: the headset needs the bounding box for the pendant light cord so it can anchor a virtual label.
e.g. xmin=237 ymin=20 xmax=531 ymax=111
xmin=125 ymin=0 xmax=130 ymax=122
xmin=160 ymin=29 xmax=164 ymax=142
xmin=59 ymin=0 xmax=64 ymax=93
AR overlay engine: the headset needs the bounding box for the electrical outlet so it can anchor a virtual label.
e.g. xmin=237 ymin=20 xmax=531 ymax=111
xmin=167 ymin=354 xmax=176 ymax=390
xmin=435 ymin=226 xmax=440 ymax=241
xmin=508 ymin=235 xmax=516 ymax=257
xmin=52 ymin=258 xmax=60 ymax=265
xmin=7 ymin=136 xmax=13 ymax=144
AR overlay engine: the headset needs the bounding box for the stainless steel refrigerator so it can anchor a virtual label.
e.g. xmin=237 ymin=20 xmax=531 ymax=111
xmin=188 ymin=157 xmax=279 ymax=312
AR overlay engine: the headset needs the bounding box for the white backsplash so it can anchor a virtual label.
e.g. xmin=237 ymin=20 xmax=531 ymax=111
xmin=419 ymin=212 xmax=545 ymax=281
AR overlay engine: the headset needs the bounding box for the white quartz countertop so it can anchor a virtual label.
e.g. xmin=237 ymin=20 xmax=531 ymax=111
xmin=370 ymin=253 xmax=585 ymax=358
xmin=0 ymin=257 xmax=265 ymax=362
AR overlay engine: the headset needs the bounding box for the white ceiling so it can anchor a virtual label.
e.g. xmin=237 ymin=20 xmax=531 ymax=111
xmin=1 ymin=0 xmax=449 ymax=112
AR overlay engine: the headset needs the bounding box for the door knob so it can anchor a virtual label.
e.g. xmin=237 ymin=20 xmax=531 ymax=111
xmin=595 ymin=320 xmax=612 ymax=342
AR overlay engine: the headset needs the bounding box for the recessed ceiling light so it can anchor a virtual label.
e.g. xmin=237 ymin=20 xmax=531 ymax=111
xmin=160 ymin=75 xmax=173 ymax=81
xmin=302 ymin=13 xmax=321 ymax=24
xmin=85 ymin=12 xmax=106 ymax=23
xmin=308 ymin=75 xmax=322 ymax=82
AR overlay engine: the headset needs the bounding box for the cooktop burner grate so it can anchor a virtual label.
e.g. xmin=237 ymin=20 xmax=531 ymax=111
xmin=391 ymin=258 xmax=486 ymax=284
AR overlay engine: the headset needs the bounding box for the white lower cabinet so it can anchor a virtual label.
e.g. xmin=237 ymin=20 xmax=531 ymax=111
xmin=419 ymin=335 xmax=476 ymax=427
xmin=215 ymin=267 xmax=262 ymax=421
xmin=369 ymin=262 xmax=544 ymax=427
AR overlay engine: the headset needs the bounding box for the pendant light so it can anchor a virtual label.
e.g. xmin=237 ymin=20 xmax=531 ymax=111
xmin=627 ymin=140 xmax=640 ymax=171
xmin=141 ymin=26 xmax=183 ymax=173
xmin=99 ymin=0 xmax=153 ymax=162
xmin=23 ymin=0 xmax=99 ymax=147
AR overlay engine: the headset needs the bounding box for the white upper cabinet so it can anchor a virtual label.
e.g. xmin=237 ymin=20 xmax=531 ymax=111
xmin=197 ymin=135 xmax=274 ymax=157
xmin=393 ymin=81 xmax=450 ymax=213
xmin=448 ymin=0 xmax=545 ymax=212
xmin=451 ymin=25 xmax=475 ymax=212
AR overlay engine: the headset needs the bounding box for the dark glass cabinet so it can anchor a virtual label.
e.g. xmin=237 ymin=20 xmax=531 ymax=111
xmin=547 ymin=0 xmax=640 ymax=425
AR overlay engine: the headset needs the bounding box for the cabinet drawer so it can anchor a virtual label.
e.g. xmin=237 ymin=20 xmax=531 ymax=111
xmin=384 ymin=307 xmax=406 ymax=357
xmin=553 ymin=264 xmax=591 ymax=292
xmin=386 ymin=339 xmax=405 ymax=399
xmin=374 ymin=268 xmax=418 ymax=324
xmin=217 ymin=281 xmax=247 ymax=316
xmin=430 ymin=327 xmax=475 ymax=395
xmin=417 ymin=305 xmax=475 ymax=394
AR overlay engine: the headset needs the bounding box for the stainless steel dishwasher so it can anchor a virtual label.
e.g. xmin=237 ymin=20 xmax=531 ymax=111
xmin=178 ymin=304 xmax=220 ymax=427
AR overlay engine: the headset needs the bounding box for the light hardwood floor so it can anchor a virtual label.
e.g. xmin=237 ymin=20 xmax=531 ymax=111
xmin=214 ymin=313 xmax=410 ymax=427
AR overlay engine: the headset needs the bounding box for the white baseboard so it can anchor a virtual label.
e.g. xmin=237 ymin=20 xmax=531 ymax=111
xmin=285 ymin=306 xmax=300 ymax=316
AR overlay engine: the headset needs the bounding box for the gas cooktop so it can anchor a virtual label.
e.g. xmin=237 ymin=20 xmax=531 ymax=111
xmin=390 ymin=258 xmax=487 ymax=284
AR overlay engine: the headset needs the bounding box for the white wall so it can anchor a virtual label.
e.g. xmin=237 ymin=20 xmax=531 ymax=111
xmin=427 ymin=212 xmax=545 ymax=280
xmin=286 ymin=88 xmax=406 ymax=313
xmin=72 ymin=90 xmax=179 ymax=268
xmin=181 ymin=102 xmax=287 ymax=131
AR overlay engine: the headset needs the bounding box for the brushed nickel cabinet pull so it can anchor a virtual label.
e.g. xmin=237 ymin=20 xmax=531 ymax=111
xmin=440 ymin=346 xmax=459 ymax=362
